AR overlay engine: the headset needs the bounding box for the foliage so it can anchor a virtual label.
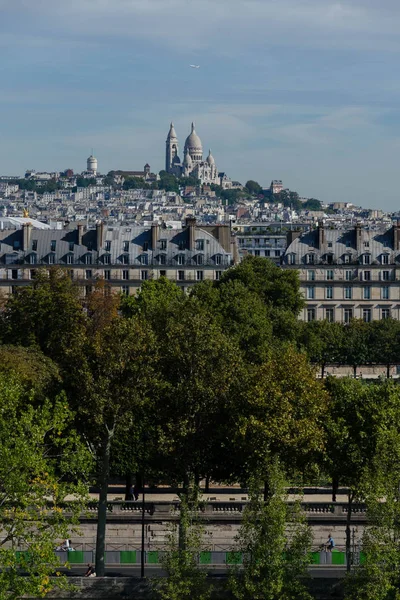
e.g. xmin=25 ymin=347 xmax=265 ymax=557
xmin=154 ymin=487 xmax=211 ymax=600
xmin=0 ymin=374 xmax=91 ymax=600
xmin=229 ymin=461 xmax=312 ymax=600
xmin=299 ymin=320 xmax=344 ymax=377
xmin=245 ymin=180 xmax=262 ymax=195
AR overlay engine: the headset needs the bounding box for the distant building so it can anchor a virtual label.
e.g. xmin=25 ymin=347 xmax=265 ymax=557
xmin=0 ymin=219 xmax=236 ymax=296
xmin=87 ymin=155 xmax=98 ymax=176
xmin=270 ymin=180 xmax=283 ymax=194
xmin=282 ymin=222 xmax=400 ymax=323
xmin=166 ymin=123 xmax=219 ymax=185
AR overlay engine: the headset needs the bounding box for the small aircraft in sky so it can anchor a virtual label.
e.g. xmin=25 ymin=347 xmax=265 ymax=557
xmin=190 ymin=64 xmax=200 ymax=69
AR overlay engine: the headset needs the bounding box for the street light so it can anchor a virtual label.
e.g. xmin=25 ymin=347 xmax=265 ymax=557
xmin=140 ymin=431 xmax=150 ymax=579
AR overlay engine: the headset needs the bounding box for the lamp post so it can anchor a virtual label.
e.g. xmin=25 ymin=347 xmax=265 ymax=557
xmin=141 ymin=469 xmax=145 ymax=579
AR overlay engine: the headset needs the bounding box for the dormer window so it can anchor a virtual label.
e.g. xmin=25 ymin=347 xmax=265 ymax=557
xmin=381 ymin=254 xmax=389 ymax=265
xmin=160 ymin=240 xmax=167 ymax=251
xmin=196 ymin=254 xmax=204 ymax=266
xmin=123 ymin=241 xmax=129 ymax=252
xmin=177 ymin=254 xmax=185 ymax=266
xmin=287 ymin=253 xmax=296 ymax=265
xmin=306 ymin=253 xmax=315 ymax=264
xmin=196 ymin=240 xmax=204 ymax=251
xmin=105 ymin=241 xmax=111 ymax=252
xmin=50 ymin=240 xmax=56 ymax=252
xmin=29 ymin=253 xmax=37 ymax=265
xmin=215 ymin=254 xmax=222 ymax=266
xmin=48 ymin=253 xmax=55 ymax=265
xmin=32 ymin=240 xmax=38 ymax=251
xmin=362 ymin=254 xmax=371 ymax=265
xmin=159 ymin=254 xmax=166 ymax=266
xmin=85 ymin=253 xmax=93 ymax=265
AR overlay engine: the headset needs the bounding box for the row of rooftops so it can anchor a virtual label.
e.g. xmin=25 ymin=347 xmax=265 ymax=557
xmin=0 ymin=220 xmax=235 ymax=266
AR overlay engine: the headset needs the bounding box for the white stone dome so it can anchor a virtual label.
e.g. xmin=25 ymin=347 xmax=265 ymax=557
xmin=184 ymin=122 xmax=202 ymax=152
xmin=206 ymin=149 xmax=215 ymax=166
xmin=183 ymin=149 xmax=193 ymax=167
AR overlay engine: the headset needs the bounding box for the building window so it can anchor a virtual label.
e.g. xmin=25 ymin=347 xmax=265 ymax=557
xmin=326 ymin=308 xmax=334 ymax=323
xmin=326 ymin=270 xmax=334 ymax=280
xmin=178 ymin=270 xmax=185 ymax=281
xmin=345 ymin=286 xmax=352 ymax=299
xmin=344 ymin=254 xmax=351 ymax=263
xmin=122 ymin=285 xmax=129 ymax=296
xmin=178 ymin=240 xmax=185 ymax=251
xmin=307 ymin=270 xmax=315 ymax=281
xmin=363 ymin=286 xmax=371 ymax=300
xmin=382 ymin=308 xmax=390 ymax=319
xmin=85 ymin=285 xmax=92 ymax=296
xmin=306 ymin=286 xmax=315 ymax=300
xmin=197 ymin=254 xmax=204 ymax=266
xmin=275 ymin=250 xmax=281 ymax=257
xmin=177 ymin=254 xmax=185 ymax=266
xmin=123 ymin=241 xmax=129 ymax=252
xmin=30 ymin=269 xmax=36 ymax=280
xmin=85 ymin=270 xmax=92 ymax=280
xmin=345 ymin=270 xmax=352 ymax=281
xmin=215 ymin=254 xmax=222 ymax=266
xmin=123 ymin=270 xmax=129 ymax=280
xmin=381 ymin=254 xmax=389 ymax=265
xmin=307 ymin=308 xmax=316 ymax=322
xmin=382 ymin=286 xmax=390 ymax=300
xmin=326 ymin=285 xmax=333 ymax=299
xmin=196 ymin=240 xmax=204 ymax=251
xmin=87 ymin=242 xmax=93 ymax=251
xmin=141 ymin=270 xmax=148 ymax=281
xmin=32 ymin=240 xmax=38 ymax=251
xmin=143 ymin=241 xmax=149 ymax=252
xmin=160 ymin=240 xmax=167 ymax=251
xmin=48 ymin=254 xmax=55 ymax=265
xmin=141 ymin=254 xmax=148 ymax=266
xmin=105 ymin=241 xmax=111 ymax=252
xmin=344 ymin=308 xmax=353 ymax=323
xmin=104 ymin=270 xmax=111 ymax=281
xmin=159 ymin=254 xmax=166 ymax=265
xmin=69 ymin=242 xmax=74 ymax=252
xmin=50 ymin=240 xmax=56 ymax=252
xmin=67 ymin=253 xmax=74 ymax=265
xmin=29 ymin=254 xmax=37 ymax=265
xmin=363 ymin=271 xmax=371 ymax=281
xmin=287 ymin=253 xmax=296 ymax=265
xmin=85 ymin=253 xmax=92 ymax=265
xmin=382 ymin=270 xmax=390 ymax=281
xmin=68 ymin=270 xmax=74 ymax=280
xmin=196 ymin=270 xmax=204 ymax=281
xmin=159 ymin=270 xmax=166 ymax=277
xmin=306 ymin=254 xmax=315 ymax=264
xmin=11 ymin=269 xmax=18 ymax=280
xmin=364 ymin=241 xmax=370 ymax=248
xmin=362 ymin=254 xmax=371 ymax=265
xmin=363 ymin=308 xmax=372 ymax=323
xmin=254 ymin=250 xmax=260 ymax=257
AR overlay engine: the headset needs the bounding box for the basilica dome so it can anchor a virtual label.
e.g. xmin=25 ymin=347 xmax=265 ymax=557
xmin=206 ymin=149 xmax=215 ymax=166
xmin=184 ymin=122 xmax=203 ymax=160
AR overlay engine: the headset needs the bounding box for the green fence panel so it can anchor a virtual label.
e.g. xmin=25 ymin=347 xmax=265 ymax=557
xmin=332 ymin=551 xmax=345 ymax=565
xmin=68 ymin=551 xmax=85 ymax=564
xmin=200 ymin=551 xmax=212 ymax=564
xmin=310 ymin=552 xmax=320 ymax=565
xmin=147 ymin=551 xmax=159 ymax=564
xmin=360 ymin=552 xmax=366 ymax=565
xmin=120 ymin=551 xmax=137 ymax=564
xmin=226 ymin=551 xmax=242 ymax=565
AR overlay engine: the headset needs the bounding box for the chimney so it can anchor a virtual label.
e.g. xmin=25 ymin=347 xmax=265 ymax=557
xmin=22 ymin=223 xmax=32 ymax=251
xmin=286 ymin=230 xmax=301 ymax=246
xmin=77 ymin=224 xmax=84 ymax=246
xmin=151 ymin=223 xmax=159 ymax=250
xmin=318 ymin=221 xmax=325 ymax=249
xmin=394 ymin=220 xmax=400 ymax=251
xmin=355 ymin=223 xmax=362 ymax=253
xmin=96 ymin=222 xmax=104 ymax=251
xmin=186 ymin=217 xmax=196 ymax=251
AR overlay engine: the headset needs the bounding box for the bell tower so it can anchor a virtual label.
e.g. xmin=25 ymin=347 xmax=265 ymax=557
xmin=165 ymin=122 xmax=179 ymax=173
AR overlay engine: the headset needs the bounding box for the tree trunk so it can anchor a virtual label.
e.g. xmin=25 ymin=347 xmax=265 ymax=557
xmin=346 ymin=492 xmax=353 ymax=573
xmin=387 ymin=364 xmax=391 ymax=379
xmin=95 ymin=425 xmax=114 ymax=577
xmin=205 ymin=475 xmax=210 ymax=492
xmin=353 ymin=365 xmax=357 ymax=378
xmin=321 ymin=363 xmax=326 ymax=379
xmin=179 ymin=473 xmax=190 ymax=552
xmin=263 ymin=479 xmax=270 ymax=502
xmin=125 ymin=472 xmax=133 ymax=501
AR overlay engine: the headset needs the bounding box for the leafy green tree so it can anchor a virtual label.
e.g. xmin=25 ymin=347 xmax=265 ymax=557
xmin=341 ymin=319 xmax=371 ymax=378
xmin=369 ymin=318 xmax=400 ymax=377
xmin=229 ymin=461 xmax=312 ymax=600
xmin=232 ymin=347 xmax=327 ymax=494
xmin=324 ymin=378 xmax=400 ymax=570
xmin=0 ymin=374 xmax=91 ymax=600
xmin=154 ymin=487 xmax=211 ymax=600
xmin=245 ymin=180 xmax=262 ymax=195
xmin=302 ymin=198 xmax=322 ymax=211
xmin=299 ymin=320 xmax=344 ymax=377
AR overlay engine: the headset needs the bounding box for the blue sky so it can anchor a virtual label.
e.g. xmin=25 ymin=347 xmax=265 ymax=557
xmin=1 ymin=0 xmax=400 ymax=209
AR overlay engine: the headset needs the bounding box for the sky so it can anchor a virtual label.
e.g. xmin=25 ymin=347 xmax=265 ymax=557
xmin=1 ymin=0 xmax=400 ymax=209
